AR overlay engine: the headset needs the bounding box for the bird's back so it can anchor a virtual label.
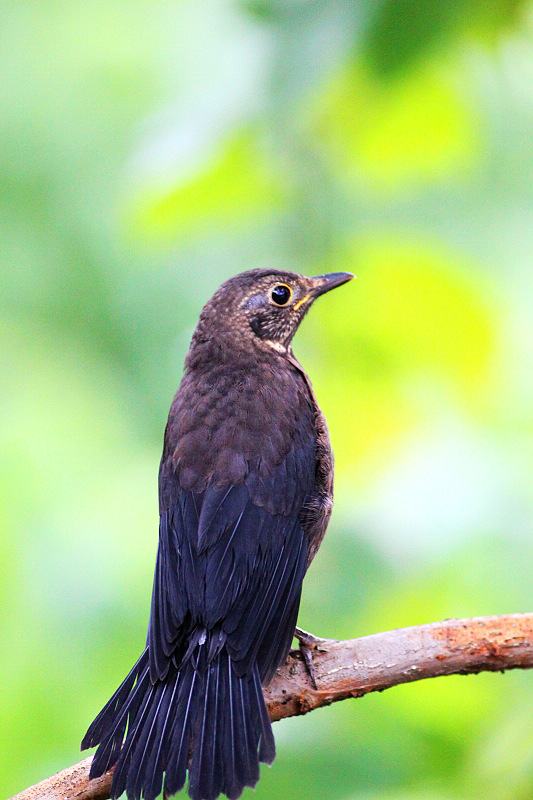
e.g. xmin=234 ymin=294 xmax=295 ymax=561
xmin=160 ymin=345 xmax=318 ymax=511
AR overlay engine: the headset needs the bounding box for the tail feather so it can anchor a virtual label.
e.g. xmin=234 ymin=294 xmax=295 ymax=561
xmin=224 ymin=657 xmax=254 ymax=800
xmin=126 ymin=679 xmax=173 ymax=800
xmin=224 ymin=653 xmax=246 ymax=800
xmin=164 ymin=665 xmax=202 ymax=796
xmin=235 ymin=671 xmax=260 ymax=790
xmin=84 ymin=644 xmax=275 ymax=800
xmin=188 ymin=658 xmax=222 ymax=800
xmin=125 ymin=682 xmax=164 ymax=799
xmin=87 ymin=655 xmax=151 ymax=779
xmin=111 ymin=683 xmax=157 ymax=799
xmin=141 ymin=670 xmax=181 ymax=800
xmin=252 ymin=666 xmax=276 ymax=764
xmin=82 ymin=649 xmax=149 ymax=750
xmin=187 ymin=650 xmax=266 ymax=800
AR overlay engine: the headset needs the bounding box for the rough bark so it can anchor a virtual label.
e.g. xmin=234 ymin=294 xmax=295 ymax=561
xmin=9 ymin=613 xmax=533 ymax=800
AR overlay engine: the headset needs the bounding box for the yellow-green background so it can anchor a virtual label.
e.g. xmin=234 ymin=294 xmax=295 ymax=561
xmin=2 ymin=1 xmax=533 ymax=798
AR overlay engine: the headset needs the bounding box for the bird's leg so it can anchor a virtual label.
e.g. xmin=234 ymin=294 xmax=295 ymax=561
xmin=293 ymin=626 xmax=325 ymax=689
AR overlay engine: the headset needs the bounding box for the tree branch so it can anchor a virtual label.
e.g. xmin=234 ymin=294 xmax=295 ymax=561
xmin=10 ymin=613 xmax=533 ymax=800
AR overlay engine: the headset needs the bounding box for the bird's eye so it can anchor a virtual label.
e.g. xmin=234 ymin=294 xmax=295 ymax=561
xmin=269 ymin=284 xmax=292 ymax=307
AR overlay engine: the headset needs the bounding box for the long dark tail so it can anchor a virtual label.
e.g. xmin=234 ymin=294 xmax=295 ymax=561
xmin=82 ymin=647 xmax=275 ymax=800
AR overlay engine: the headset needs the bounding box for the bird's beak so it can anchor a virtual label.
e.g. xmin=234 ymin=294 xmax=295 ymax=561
xmin=310 ymin=272 xmax=355 ymax=298
xmin=293 ymin=272 xmax=354 ymax=311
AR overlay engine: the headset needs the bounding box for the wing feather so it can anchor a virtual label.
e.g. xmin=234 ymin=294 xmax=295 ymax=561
xmin=149 ymin=426 xmax=316 ymax=683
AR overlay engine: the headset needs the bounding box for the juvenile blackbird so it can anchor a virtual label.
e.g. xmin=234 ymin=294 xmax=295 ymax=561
xmin=82 ymin=268 xmax=353 ymax=800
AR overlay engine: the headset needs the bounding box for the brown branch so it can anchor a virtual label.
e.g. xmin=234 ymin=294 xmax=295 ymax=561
xmin=10 ymin=613 xmax=533 ymax=800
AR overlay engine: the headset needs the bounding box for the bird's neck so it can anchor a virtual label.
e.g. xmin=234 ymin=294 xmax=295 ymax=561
xmin=186 ymin=331 xmax=290 ymax=372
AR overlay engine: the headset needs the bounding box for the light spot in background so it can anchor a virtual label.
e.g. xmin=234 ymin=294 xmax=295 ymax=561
xmin=349 ymin=414 xmax=528 ymax=567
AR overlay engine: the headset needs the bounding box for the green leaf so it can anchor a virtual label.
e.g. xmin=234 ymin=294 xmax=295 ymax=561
xmin=125 ymin=131 xmax=285 ymax=244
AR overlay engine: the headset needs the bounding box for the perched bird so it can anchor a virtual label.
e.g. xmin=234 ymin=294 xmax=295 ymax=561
xmin=82 ymin=268 xmax=353 ymax=800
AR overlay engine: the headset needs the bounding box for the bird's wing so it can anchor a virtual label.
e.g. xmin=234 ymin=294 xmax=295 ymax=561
xmin=148 ymin=426 xmax=316 ymax=685
xmin=287 ymin=352 xmax=334 ymax=566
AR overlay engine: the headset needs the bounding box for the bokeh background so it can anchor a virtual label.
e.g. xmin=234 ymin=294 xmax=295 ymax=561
xmin=2 ymin=1 xmax=533 ymax=798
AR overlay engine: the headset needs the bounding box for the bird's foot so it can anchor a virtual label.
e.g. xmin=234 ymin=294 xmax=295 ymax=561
xmin=293 ymin=626 xmax=326 ymax=690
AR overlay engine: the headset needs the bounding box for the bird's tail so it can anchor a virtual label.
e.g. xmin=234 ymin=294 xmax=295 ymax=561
xmin=82 ymin=646 xmax=275 ymax=800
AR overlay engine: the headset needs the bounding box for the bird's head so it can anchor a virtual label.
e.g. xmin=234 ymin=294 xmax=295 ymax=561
xmin=191 ymin=268 xmax=354 ymax=358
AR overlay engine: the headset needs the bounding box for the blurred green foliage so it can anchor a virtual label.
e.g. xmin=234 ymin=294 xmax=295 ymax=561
xmin=2 ymin=1 xmax=533 ymax=798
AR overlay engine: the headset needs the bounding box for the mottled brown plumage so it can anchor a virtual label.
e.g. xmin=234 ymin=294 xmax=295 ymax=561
xmin=82 ymin=268 xmax=353 ymax=800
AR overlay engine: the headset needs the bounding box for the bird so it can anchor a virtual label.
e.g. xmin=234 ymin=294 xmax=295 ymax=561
xmin=82 ymin=267 xmax=353 ymax=800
